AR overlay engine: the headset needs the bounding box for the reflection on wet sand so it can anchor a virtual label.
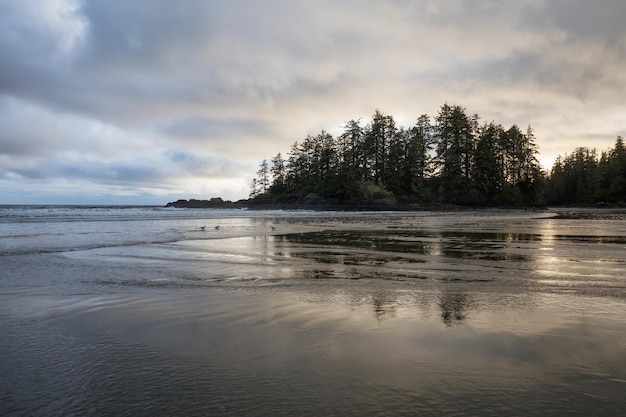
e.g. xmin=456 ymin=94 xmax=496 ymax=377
xmin=63 ymin=211 xmax=626 ymax=326
xmin=10 ymin=210 xmax=622 ymax=416
xmin=439 ymin=291 xmax=472 ymax=326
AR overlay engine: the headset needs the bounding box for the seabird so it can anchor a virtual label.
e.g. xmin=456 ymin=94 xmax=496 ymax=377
xmin=200 ymin=226 xmax=206 ymax=231
xmin=215 ymin=225 xmax=220 ymax=230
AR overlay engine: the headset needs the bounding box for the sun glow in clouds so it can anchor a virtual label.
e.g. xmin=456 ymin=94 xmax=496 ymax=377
xmin=1 ymin=0 xmax=625 ymax=203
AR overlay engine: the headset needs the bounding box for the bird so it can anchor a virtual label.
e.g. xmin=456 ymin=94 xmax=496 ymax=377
xmin=214 ymin=225 xmax=220 ymax=230
xmin=200 ymin=226 xmax=206 ymax=231
xmin=270 ymin=225 xmax=276 ymax=231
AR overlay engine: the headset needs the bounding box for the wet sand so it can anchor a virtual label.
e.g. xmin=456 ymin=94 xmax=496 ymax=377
xmin=2 ymin=209 xmax=626 ymax=416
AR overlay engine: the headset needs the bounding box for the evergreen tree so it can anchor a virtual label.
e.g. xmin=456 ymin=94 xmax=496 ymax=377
xmin=313 ymin=131 xmax=339 ymax=196
xmin=385 ymin=127 xmax=407 ymax=195
xmin=256 ymin=159 xmax=270 ymax=195
xmin=285 ymin=141 xmax=303 ymax=193
xmin=516 ymin=126 xmax=544 ymax=205
xmin=545 ymin=156 xmax=566 ymax=204
xmin=365 ymin=109 xmax=395 ymax=185
xmin=252 ymin=103 xmax=559 ymax=206
xmin=546 ymin=148 xmax=598 ymax=204
xmin=594 ymin=151 xmax=610 ymax=202
xmin=388 ymin=115 xmax=433 ymax=199
xmin=338 ymin=119 xmax=364 ymax=181
xmin=335 ymin=119 xmax=366 ymax=200
xmin=606 ymin=136 xmax=626 ymax=202
xmin=249 ymin=178 xmax=260 ymax=199
xmin=269 ymin=153 xmax=286 ymax=194
xmin=433 ymin=104 xmax=476 ymax=203
xmin=473 ymin=122 xmax=505 ymax=204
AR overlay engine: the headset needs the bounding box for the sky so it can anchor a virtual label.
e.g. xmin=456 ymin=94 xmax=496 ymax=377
xmin=1 ymin=0 xmax=625 ymax=205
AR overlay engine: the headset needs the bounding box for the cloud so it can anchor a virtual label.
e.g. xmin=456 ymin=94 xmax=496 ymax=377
xmin=1 ymin=0 xmax=625 ymax=203
xmin=162 ymin=117 xmax=272 ymax=145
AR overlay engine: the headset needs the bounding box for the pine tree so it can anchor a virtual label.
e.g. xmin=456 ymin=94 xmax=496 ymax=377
xmin=269 ymin=153 xmax=286 ymax=194
xmin=473 ymin=122 xmax=505 ymax=204
xmin=606 ymin=136 xmax=626 ymax=202
xmin=249 ymin=178 xmax=259 ymax=199
xmin=256 ymin=159 xmax=270 ymax=195
xmin=433 ymin=104 xmax=476 ymax=203
xmin=251 ymin=103 xmax=553 ymax=206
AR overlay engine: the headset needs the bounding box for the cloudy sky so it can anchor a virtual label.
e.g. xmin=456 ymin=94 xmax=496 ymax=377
xmin=1 ymin=0 xmax=625 ymax=204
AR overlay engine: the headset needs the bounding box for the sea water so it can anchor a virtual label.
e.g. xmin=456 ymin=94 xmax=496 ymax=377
xmin=1 ymin=205 xmax=625 ymax=416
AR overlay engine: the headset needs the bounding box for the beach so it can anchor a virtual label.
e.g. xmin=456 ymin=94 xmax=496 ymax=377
xmin=1 ymin=206 xmax=625 ymax=416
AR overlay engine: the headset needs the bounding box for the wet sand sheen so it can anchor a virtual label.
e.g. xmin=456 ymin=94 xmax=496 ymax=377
xmin=16 ymin=283 xmax=626 ymax=416
xmin=2 ymin=209 xmax=626 ymax=416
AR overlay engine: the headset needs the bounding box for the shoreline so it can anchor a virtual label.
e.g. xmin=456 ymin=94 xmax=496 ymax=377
xmin=165 ymin=197 xmax=626 ymax=219
xmin=164 ymin=197 xmax=553 ymax=212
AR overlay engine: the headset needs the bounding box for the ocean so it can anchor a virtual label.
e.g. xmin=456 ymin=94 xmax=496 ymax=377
xmin=1 ymin=205 xmax=625 ymax=416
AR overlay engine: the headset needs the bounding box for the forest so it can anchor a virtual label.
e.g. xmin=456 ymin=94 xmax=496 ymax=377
xmin=544 ymin=136 xmax=626 ymax=205
xmin=250 ymin=103 xmax=626 ymax=207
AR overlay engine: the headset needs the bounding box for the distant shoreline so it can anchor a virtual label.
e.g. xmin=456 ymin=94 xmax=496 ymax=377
xmin=165 ymin=197 xmax=626 ymax=218
xmin=164 ymin=196 xmax=548 ymax=212
xmin=165 ymin=197 xmax=419 ymax=211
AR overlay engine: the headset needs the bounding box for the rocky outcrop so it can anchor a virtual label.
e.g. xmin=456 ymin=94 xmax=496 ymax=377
xmin=165 ymin=198 xmax=243 ymax=209
xmin=165 ymin=195 xmax=425 ymax=211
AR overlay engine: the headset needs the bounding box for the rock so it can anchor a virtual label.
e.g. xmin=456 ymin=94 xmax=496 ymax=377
xmin=165 ymin=198 xmax=243 ymax=208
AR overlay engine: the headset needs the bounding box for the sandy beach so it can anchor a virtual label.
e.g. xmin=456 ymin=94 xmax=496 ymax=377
xmin=2 ymin=207 xmax=626 ymax=416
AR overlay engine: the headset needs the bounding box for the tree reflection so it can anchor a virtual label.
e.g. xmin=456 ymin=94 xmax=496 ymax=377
xmin=371 ymin=291 xmax=397 ymax=321
xmin=439 ymin=292 xmax=471 ymax=326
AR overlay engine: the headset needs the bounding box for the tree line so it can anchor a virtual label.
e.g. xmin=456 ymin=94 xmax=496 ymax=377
xmin=544 ymin=136 xmax=626 ymax=205
xmin=250 ymin=103 xmax=625 ymax=206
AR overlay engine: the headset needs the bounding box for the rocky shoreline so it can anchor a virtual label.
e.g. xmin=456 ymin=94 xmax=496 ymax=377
xmin=165 ymin=196 xmax=626 ymax=219
xmin=165 ymin=195 xmax=417 ymax=211
xmin=165 ymin=197 xmax=243 ymax=209
xmin=165 ymin=194 xmax=546 ymax=212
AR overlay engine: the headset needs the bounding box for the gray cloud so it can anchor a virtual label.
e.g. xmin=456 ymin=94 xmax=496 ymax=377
xmin=162 ymin=117 xmax=272 ymax=142
xmin=538 ymin=0 xmax=626 ymax=43
xmin=1 ymin=0 xmax=625 ymax=203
